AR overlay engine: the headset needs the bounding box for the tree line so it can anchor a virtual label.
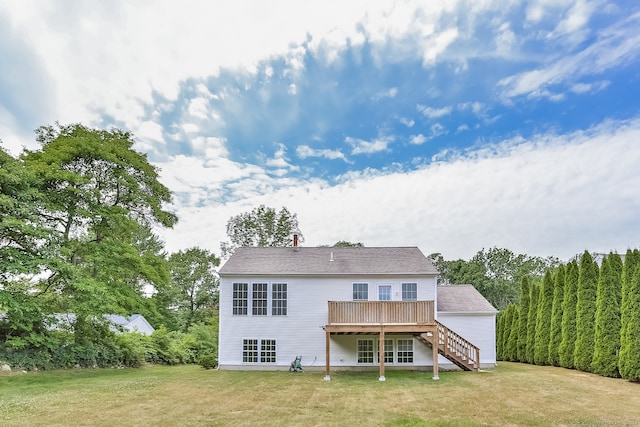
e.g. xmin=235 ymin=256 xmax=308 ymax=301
xmin=1 ymin=123 xmax=306 ymax=370
xmin=2 ymin=123 xmax=638 ymax=376
xmin=0 ymin=124 xmax=223 ymax=369
xmin=496 ymin=250 xmax=640 ymax=381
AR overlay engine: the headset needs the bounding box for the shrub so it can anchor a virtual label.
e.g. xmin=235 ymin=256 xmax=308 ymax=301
xmin=198 ymin=353 xmax=218 ymax=369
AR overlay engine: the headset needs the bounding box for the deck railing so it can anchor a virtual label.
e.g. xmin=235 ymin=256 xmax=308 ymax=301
xmin=327 ymin=300 xmax=435 ymax=325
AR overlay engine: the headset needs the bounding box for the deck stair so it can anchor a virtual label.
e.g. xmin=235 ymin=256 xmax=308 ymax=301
xmin=416 ymin=321 xmax=480 ymax=371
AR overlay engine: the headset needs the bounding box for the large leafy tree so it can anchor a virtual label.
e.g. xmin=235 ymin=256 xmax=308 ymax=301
xmin=548 ymin=264 xmax=565 ymax=366
xmin=534 ymin=270 xmax=554 ymax=365
xmin=1 ymin=145 xmax=51 ymax=345
xmin=591 ymin=254 xmax=622 ymax=377
xmin=574 ymin=251 xmax=599 ymax=372
xmin=559 ymin=260 xmax=579 ymax=369
xmin=159 ymin=247 xmax=220 ymax=331
xmin=0 ymin=145 xmax=49 ymax=280
xmin=432 ymin=247 xmax=559 ymax=311
xmin=220 ymin=205 xmax=302 ymax=258
xmin=19 ymin=123 xmax=177 ymax=341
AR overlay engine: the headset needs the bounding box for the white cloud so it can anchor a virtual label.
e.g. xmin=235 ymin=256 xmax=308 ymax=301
xmin=570 ymin=80 xmax=610 ymax=94
xmin=296 ymin=145 xmax=347 ymax=161
xmin=550 ymin=0 xmax=597 ymax=39
xmin=422 ymin=27 xmax=459 ymax=66
xmin=266 ymin=143 xmax=299 ymax=171
xmin=288 ymin=83 xmax=297 ymax=95
xmin=182 ymin=123 xmax=200 ymax=134
xmin=417 ymin=105 xmax=453 ymax=119
xmin=400 ymin=118 xmax=415 ymax=128
xmin=410 ymin=134 xmax=427 ymax=145
xmin=187 ymin=97 xmax=211 ymax=119
xmin=495 ymin=22 xmax=516 ymax=54
xmin=346 ymin=135 xmax=393 ymax=155
xmin=498 ymin=11 xmax=640 ymax=99
xmin=158 ymin=118 xmax=640 ymax=261
xmin=372 ymin=87 xmax=398 ymax=100
xmin=134 ymin=120 xmax=165 ymax=153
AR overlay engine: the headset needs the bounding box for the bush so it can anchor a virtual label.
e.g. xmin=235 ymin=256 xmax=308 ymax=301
xmin=198 ymin=353 xmax=218 ymax=369
xmin=116 ymin=333 xmax=154 ymax=368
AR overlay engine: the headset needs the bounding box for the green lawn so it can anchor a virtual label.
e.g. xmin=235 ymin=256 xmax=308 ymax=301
xmin=1 ymin=362 xmax=638 ymax=426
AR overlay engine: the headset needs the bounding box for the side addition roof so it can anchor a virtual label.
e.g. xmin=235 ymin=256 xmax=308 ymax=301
xmin=437 ymin=285 xmax=498 ymax=313
xmin=218 ymin=246 xmax=438 ymax=276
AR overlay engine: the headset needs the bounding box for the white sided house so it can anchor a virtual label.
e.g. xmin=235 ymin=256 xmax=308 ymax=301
xmin=218 ymin=246 xmax=497 ymax=380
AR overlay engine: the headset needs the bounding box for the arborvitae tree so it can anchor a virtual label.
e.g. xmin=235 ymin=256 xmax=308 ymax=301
xmin=534 ymin=270 xmax=554 ymax=365
xmin=499 ymin=304 xmax=515 ymax=361
xmin=516 ymin=277 xmax=531 ymax=362
xmin=592 ymin=255 xmax=622 ymax=377
xmin=574 ymin=251 xmax=599 ymax=372
xmin=496 ymin=311 xmax=505 ymax=360
xmin=619 ymin=250 xmax=640 ymax=380
xmin=505 ymin=306 xmax=520 ymax=361
xmin=560 ymin=260 xmax=579 ymax=369
xmin=526 ymin=282 xmax=539 ymax=364
xmin=548 ymin=264 xmax=566 ymax=366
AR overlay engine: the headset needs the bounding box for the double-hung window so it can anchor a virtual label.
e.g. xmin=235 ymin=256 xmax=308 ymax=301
xmin=233 ymin=283 xmax=248 ymax=315
xmin=402 ymin=283 xmax=417 ymax=301
xmin=378 ymin=285 xmax=392 ymax=301
xmin=357 ymin=339 xmax=374 ymax=364
xmin=260 ymin=339 xmax=277 ymax=363
xmin=353 ymin=283 xmax=368 ymax=301
xmin=242 ymin=339 xmax=258 ymax=362
xmin=397 ymin=339 xmax=414 ymax=363
xmin=243 ymin=339 xmax=277 ymax=364
xmin=272 ymin=283 xmax=287 ymax=316
xmin=378 ymin=339 xmax=394 ymax=364
xmin=252 ymin=283 xmax=268 ymax=315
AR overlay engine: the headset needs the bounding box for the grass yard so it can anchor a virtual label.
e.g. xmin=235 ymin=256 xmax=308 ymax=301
xmin=1 ymin=362 xmax=639 ymax=426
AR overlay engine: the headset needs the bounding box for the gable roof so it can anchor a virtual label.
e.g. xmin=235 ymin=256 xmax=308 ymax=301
xmin=218 ymin=246 xmax=438 ymax=276
xmin=43 ymin=314 xmax=155 ymax=335
xmin=437 ymin=285 xmax=497 ymax=313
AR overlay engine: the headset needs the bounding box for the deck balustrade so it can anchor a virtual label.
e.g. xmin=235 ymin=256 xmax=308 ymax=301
xmin=327 ymin=300 xmax=435 ymax=325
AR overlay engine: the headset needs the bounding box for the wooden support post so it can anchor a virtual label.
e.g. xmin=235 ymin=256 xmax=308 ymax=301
xmin=324 ymin=329 xmax=331 ymax=381
xmin=379 ymin=327 xmax=385 ymax=381
xmin=432 ymin=326 xmax=439 ymax=380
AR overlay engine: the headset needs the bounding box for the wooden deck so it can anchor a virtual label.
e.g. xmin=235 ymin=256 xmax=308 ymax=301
xmin=323 ymin=300 xmax=479 ymax=380
xmin=326 ymin=300 xmax=435 ymax=329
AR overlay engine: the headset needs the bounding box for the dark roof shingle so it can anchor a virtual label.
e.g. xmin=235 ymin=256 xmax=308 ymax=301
xmin=437 ymin=285 xmax=497 ymax=313
xmin=218 ymin=246 xmax=438 ymax=276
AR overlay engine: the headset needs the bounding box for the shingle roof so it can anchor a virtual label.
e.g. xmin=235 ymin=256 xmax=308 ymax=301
xmin=218 ymin=246 xmax=438 ymax=276
xmin=437 ymin=285 xmax=497 ymax=313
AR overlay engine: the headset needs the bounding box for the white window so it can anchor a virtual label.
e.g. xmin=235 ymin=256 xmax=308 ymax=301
xmin=272 ymin=283 xmax=287 ymax=316
xmin=397 ymin=339 xmax=414 ymax=363
xmin=252 ymin=283 xmax=267 ymax=315
xmin=378 ymin=285 xmax=392 ymax=301
xmin=242 ymin=339 xmax=258 ymax=362
xmin=353 ymin=283 xmax=368 ymax=301
xmin=260 ymin=339 xmax=277 ymax=363
xmin=357 ymin=339 xmax=374 ymax=364
xmin=378 ymin=339 xmax=394 ymax=364
xmin=402 ymin=283 xmax=417 ymax=301
xmin=233 ymin=283 xmax=248 ymax=315
xmin=243 ymin=339 xmax=277 ymax=364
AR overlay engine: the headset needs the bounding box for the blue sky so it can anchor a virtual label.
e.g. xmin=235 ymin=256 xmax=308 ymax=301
xmin=1 ymin=1 xmax=639 ymax=260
